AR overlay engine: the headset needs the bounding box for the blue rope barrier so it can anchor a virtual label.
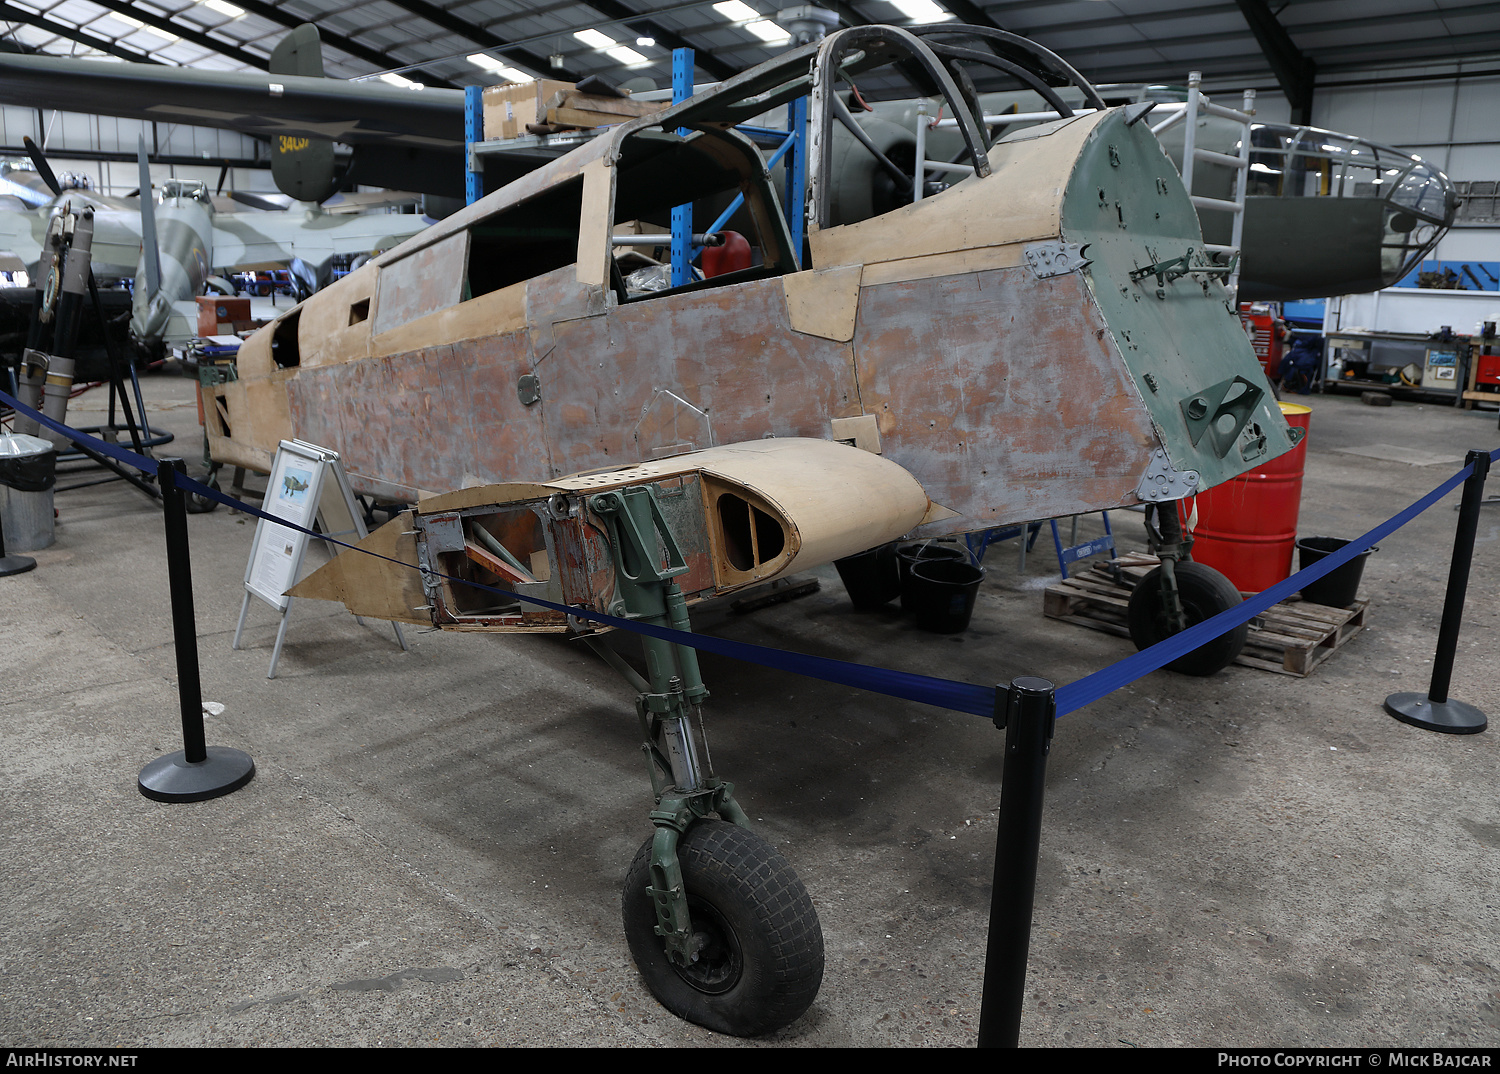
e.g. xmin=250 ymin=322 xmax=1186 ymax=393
xmin=6 ymin=387 xmax=1495 ymax=722
xmin=0 ymin=389 xmax=998 ymax=716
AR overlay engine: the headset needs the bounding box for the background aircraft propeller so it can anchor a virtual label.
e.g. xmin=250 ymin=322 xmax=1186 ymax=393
xmin=22 ymin=136 xmax=62 ymax=197
xmin=135 ymin=135 xmax=161 ymax=300
xmin=227 ymin=189 xmax=287 ymax=212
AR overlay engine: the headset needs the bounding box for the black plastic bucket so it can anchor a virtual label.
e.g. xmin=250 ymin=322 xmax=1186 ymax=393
xmin=897 ymin=541 xmax=968 ymax=612
xmin=905 ymin=559 xmax=986 ymax=634
xmin=833 ymin=543 xmax=900 ymax=609
xmin=1297 ymin=536 xmax=1376 ymax=607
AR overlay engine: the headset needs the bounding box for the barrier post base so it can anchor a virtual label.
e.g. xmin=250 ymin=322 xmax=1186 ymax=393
xmin=0 ymin=553 xmax=36 ymax=576
xmin=138 ymin=746 xmax=256 ymax=803
xmin=1384 ymin=692 xmax=1487 ymax=735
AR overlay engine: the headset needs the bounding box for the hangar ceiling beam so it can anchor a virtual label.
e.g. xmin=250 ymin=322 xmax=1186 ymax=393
xmin=823 ymin=3 xmax=867 ymax=27
xmin=225 ymin=0 xmax=461 ymax=88
xmin=938 ymin=0 xmax=1010 ymax=32
xmin=988 ymin=0 xmax=1498 ymax=42
xmin=1018 ymin=1 xmax=1243 ymax=32
xmin=0 ymin=3 xmax=159 ymax=64
xmin=1008 ymin=11 xmax=1496 ymax=72
xmin=581 ymin=0 xmax=739 ymax=81
xmin=380 ymin=0 xmax=582 ymax=82
xmin=1234 ymin=0 xmax=1314 ymax=124
xmin=85 ymin=0 xmax=272 ymax=71
xmin=1064 ymin=17 xmax=1500 ymax=95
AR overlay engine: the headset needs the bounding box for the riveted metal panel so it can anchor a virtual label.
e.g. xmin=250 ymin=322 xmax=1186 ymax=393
xmin=286 ymin=329 xmax=545 ymax=498
xmin=1061 ymin=110 xmax=1297 ymax=491
xmin=535 ymin=275 xmax=862 ymax=480
xmin=852 ymin=264 xmax=1157 ymax=532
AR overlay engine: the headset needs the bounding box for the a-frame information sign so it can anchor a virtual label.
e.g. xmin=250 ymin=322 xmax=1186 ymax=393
xmin=234 ymin=438 xmax=407 ymax=678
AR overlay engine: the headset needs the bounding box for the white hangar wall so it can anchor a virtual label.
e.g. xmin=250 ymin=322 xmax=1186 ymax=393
xmin=0 ymin=103 xmax=274 ymax=197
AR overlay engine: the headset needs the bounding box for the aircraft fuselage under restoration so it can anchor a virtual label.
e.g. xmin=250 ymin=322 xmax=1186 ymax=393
xmin=209 ymin=41 xmax=1297 ymax=629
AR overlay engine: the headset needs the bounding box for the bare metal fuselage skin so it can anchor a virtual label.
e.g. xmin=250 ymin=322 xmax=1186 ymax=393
xmin=208 ymin=31 xmax=1297 ymax=628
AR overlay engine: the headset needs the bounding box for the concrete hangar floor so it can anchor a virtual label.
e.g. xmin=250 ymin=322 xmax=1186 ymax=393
xmin=2 ymin=371 xmax=1499 ymax=1048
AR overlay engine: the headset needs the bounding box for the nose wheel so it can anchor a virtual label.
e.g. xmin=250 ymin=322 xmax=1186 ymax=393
xmin=622 ymin=820 xmax=824 ymax=1037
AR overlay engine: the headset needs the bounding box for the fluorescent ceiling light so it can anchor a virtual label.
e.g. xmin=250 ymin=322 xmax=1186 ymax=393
xmin=202 ymin=0 xmax=245 ymax=16
xmin=713 ymin=2 xmax=760 ymax=22
xmin=111 ymin=13 xmax=179 ymax=42
xmin=573 ymin=29 xmax=616 ymax=49
xmin=745 ymin=19 xmax=791 ymax=42
xmin=888 ymin=0 xmax=953 ymax=21
xmin=117 ymin=15 xmax=178 ymax=43
xmin=636 ymin=36 xmax=655 ymax=47
xmin=605 ymin=45 xmax=648 ymax=65
xmin=380 ymin=72 xmax=425 ymax=89
xmin=467 ymin=53 xmax=534 ymax=82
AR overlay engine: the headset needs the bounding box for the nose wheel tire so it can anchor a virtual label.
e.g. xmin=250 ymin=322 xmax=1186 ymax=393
xmin=622 ymin=819 xmax=824 ymax=1037
xmin=1127 ymin=561 xmax=1247 ymax=676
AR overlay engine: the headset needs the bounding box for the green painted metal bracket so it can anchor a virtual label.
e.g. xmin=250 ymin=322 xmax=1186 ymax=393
xmin=1179 ymin=375 xmax=1265 ymax=459
xmin=1130 ymin=246 xmax=1236 ymax=289
xmin=590 ymin=486 xmax=689 ymax=593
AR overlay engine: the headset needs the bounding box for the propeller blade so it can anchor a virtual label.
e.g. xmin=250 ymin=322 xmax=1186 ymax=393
xmin=228 ymin=189 xmax=286 ymax=213
xmin=22 ymin=136 xmax=61 ymax=197
xmin=136 ymin=135 xmax=161 ymax=299
xmin=216 ymin=162 xmax=229 ymax=195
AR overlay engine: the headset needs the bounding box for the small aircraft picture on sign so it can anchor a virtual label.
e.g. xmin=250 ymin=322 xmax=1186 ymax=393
xmin=279 ymin=469 xmax=312 ymax=503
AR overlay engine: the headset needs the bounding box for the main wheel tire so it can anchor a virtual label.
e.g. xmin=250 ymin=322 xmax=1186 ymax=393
xmin=622 ymin=820 xmax=824 ymax=1037
xmin=1127 ymin=561 xmax=1247 ymax=677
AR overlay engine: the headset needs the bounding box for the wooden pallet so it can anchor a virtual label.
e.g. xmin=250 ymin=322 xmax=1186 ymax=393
xmin=1043 ymin=554 xmax=1369 ymax=677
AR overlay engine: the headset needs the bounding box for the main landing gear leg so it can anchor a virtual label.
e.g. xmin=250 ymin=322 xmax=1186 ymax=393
xmin=587 ymin=486 xmax=824 ymax=1037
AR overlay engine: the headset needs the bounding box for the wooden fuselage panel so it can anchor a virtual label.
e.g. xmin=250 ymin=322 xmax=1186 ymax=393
xmin=261 ymin=255 xmax=1150 ymax=535
xmin=285 ymin=331 xmax=544 ymax=502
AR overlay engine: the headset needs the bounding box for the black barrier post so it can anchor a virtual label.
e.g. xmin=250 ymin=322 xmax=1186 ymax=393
xmin=138 ymin=458 xmax=255 ymax=801
xmin=977 ymin=676 xmax=1056 ymax=1048
xmin=1385 ymin=449 xmax=1490 ymax=735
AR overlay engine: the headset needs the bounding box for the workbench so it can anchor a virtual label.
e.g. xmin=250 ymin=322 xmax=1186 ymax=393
xmin=1321 ymin=329 xmax=1489 ymax=405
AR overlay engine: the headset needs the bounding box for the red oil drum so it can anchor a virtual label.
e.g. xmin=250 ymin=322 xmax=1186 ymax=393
xmin=1182 ymin=402 xmax=1311 ymax=593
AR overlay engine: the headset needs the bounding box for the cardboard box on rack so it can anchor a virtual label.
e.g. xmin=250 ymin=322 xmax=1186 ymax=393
xmin=545 ymin=88 xmax=665 ymax=129
xmin=482 ymin=80 xmax=575 ymax=140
